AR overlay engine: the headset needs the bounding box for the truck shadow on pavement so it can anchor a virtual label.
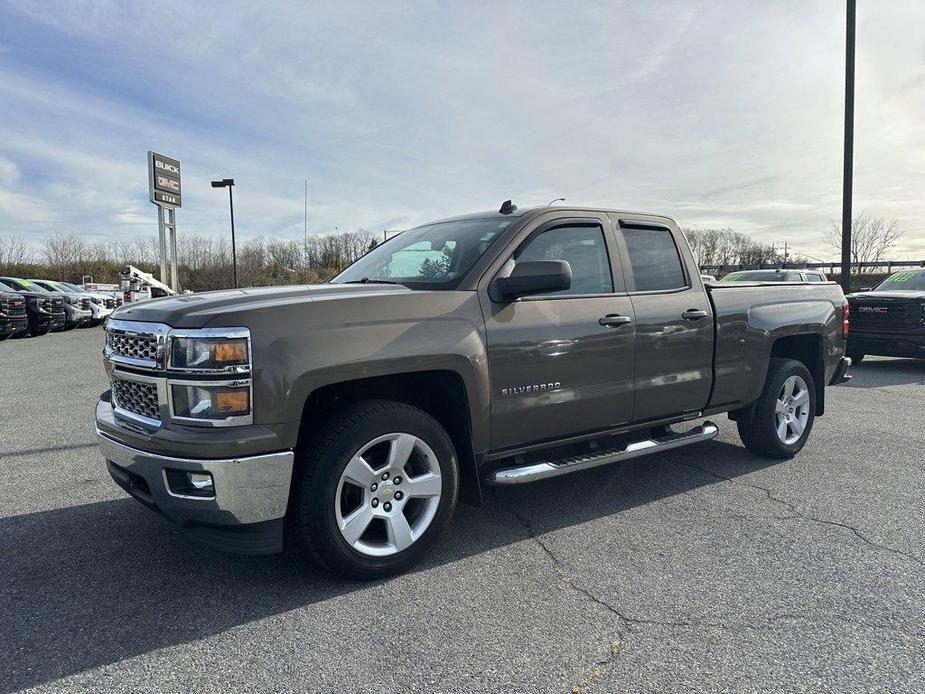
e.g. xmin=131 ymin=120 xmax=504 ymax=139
xmin=0 ymin=439 xmax=776 ymax=692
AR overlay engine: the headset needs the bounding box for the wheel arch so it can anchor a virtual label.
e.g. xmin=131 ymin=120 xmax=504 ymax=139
xmin=769 ymin=333 xmax=826 ymax=416
xmin=297 ymin=370 xmax=483 ymax=506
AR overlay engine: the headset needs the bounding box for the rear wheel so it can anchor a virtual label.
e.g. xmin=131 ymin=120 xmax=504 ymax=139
xmin=291 ymin=400 xmax=459 ymax=580
xmin=847 ymin=352 xmax=864 ymax=364
xmin=737 ymin=358 xmax=816 ymax=459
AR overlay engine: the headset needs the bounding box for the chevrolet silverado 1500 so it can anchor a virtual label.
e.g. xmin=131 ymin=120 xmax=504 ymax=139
xmin=96 ymin=204 xmax=851 ymax=578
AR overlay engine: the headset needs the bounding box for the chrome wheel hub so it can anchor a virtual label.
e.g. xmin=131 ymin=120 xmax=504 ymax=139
xmin=775 ymin=375 xmax=810 ymax=445
xmin=335 ymin=432 xmax=442 ymax=557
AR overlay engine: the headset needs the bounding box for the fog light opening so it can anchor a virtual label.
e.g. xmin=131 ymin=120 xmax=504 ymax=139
xmin=164 ymin=469 xmax=216 ymax=498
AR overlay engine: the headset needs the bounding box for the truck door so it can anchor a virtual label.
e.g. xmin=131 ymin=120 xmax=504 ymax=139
xmin=612 ymin=219 xmax=714 ymax=422
xmin=481 ymin=215 xmax=636 ymax=451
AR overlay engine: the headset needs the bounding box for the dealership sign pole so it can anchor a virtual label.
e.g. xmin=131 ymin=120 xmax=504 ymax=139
xmin=147 ymin=151 xmax=182 ymax=292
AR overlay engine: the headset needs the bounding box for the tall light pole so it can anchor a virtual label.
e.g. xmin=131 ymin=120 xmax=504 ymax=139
xmin=304 ymin=178 xmax=308 ymax=271
xmin=840 ymin=0 xmax=856 ymax=294
xmin=547 ymin=197 xmax=566 ymax=206
xmin=211 ymin=178 xmax=237 ymax=288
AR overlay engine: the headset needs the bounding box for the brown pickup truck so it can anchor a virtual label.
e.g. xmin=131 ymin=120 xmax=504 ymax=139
xmin=96 ymin=203 xmax=851 ymax=578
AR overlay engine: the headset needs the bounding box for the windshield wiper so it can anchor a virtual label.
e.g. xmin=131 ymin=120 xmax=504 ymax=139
xmin=341 ymin=278 xmax=404 ymax=286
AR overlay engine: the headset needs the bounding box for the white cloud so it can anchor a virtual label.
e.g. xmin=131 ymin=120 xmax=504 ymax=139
xmin=0 ymin=0 xmax=923 ymax=258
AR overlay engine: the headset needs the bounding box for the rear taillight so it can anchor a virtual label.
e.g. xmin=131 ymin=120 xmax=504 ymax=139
xmin=842 ymin=299 xmax=850 ymax=339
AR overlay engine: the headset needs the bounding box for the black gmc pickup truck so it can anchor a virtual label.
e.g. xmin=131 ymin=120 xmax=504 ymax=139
xmin=846 ymin=268 xmax=925 ymax=362
xmin=0 ymin=277 xmax=66 ymax=336
xmin=96 ymin=204 xmax=851 ymax=578
xmin=0 ymin=289 xmax=28 ymax=340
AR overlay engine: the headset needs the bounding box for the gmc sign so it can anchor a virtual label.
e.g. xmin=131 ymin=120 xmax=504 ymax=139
xmin=148 ymin=151 xmax=182 ymax=207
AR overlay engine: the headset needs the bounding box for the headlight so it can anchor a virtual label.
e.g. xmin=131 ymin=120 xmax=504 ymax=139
xmin=171 ymin=383 xmax=251 ymax=420
xmin=170 ymin=336 xmax=249 ymax=372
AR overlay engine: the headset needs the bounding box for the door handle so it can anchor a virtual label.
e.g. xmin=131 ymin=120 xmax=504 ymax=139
xmin=599 ymin=314 xmax=632 ymax=327
xmin=682 ymin=309 xmax=708 ymax=320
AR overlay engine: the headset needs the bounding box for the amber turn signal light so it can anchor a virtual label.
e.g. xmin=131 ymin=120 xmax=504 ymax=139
xmin=212 ymin=341 xmax=248 ymax=363
xmin=214 ymin=389 xmax=250 ymax=413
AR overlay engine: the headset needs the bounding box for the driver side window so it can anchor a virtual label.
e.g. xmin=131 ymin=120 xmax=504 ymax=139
xmin=513 ymin=224 xmax=613 ymax=297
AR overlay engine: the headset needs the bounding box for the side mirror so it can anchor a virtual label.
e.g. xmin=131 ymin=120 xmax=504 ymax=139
xmin=491 ymin=260 xmax=572 ymax=301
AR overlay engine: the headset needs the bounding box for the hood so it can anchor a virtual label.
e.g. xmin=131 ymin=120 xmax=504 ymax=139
xmin=847 ymin=290 xmax=925 ymax=301
xmin=111 ymin=283 xmax=412 ymax=328
xmin=8 ymin=289 xmax=67 ymax=301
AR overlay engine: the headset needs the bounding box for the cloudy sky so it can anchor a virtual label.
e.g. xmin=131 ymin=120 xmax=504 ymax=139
xmin=0 ymin=1 xmax=923 ymax=258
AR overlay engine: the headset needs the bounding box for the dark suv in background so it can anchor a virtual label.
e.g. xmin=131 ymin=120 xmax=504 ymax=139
xmin=846 ymin=268 xmax=925 ymax=363
xmin=0 ymin=277 xmax=66 ymax=336
xmin=0 ymin=288 xmax=28 ymax=340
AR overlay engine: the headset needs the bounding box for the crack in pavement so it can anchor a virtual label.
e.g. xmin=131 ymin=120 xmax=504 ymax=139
xmin=499 ymin=475 xmax=923 ymax=692
xmin=766 ymin=612 xmax=925 ymax=639
xmin=671 ymin=460 xmax=925 ymax=568
xmin=501 ymin=502 xmax=728 ymax=692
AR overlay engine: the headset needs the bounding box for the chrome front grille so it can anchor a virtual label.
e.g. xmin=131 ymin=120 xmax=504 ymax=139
xmin=80 ymin=297 xmax=90 ymax=310
xmin=105 ymin=298 xmax=115 ymax=309
xmin=108 ymin=332 xmax=159 ymax=362
xmin=112 ymin=379 xmax=160 ymax=420
xmin=1 ymin=298 xmax=25 ymax=316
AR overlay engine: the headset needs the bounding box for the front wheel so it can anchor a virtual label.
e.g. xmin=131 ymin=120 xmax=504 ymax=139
xmin=737 ymin=358 xmax=816 ymax=459
xmin=291 ymin=400 xmax=459 ymax=580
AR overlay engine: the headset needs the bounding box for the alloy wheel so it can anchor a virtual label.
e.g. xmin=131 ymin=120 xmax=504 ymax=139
xmin=334 ymin=432 xmax=442 ymax=557
xmin=775 ymin=375 xmax=810 ymax=445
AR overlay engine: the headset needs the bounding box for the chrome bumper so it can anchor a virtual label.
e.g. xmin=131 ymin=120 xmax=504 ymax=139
xmin=96 ymin=430 xmax=294 ymax=526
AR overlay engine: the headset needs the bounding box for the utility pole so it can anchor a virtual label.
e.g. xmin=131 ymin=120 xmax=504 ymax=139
xmin=304 ymin=178 xmax=308 ymax=270
xmin=841 ymin=0 xmax=856 ymax=294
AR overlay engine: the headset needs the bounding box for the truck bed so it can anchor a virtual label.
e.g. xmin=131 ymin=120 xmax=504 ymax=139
xmin=704 ymin=281 xmax=846 ymax=412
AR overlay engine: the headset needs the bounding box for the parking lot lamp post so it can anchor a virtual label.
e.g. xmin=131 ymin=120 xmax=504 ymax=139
xmin=211 ymin=178 xmax=237 ymax=288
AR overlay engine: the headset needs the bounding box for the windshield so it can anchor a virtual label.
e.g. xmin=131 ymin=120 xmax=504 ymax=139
xmin=722 ymin=271 xmax=789 ymax=282
xmin=874 ymin=270 xmax=925 ymax=291
xmin=331 ymin=217 xmax=514 ymax=289
xmin=36 ymin=280 xmax=69 ymax=293
xmin=0 ymin=278 xmax=46 ymax=292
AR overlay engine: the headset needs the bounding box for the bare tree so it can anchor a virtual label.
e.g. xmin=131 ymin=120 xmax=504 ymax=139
xmin=684 ymin=227 xmax=784 ymax=269
xmin=0 ymin=235 xmax=32 ymax=267
xmin=822 ymin=212 xmax=903 ymax=270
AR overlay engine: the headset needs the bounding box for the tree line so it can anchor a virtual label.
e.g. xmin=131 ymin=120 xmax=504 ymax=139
xmin=685 ymin=212 xmax=903 ymax=271
xmin=0 ymin=229 xmax=380 ymax=292
xmin=0 ymin=212 xmax=905 ymax=291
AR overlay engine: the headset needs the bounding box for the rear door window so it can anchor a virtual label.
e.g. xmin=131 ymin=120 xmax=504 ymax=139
xmin=621 ymin=227 xmax=687 ymax=292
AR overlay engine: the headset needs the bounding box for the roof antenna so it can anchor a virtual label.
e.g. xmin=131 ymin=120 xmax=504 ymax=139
xmin=499 ymin=199 xmax=517 ymax=214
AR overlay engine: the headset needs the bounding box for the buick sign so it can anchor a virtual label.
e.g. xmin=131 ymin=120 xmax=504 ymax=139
xmin=148 ymin=151 xmax=182 ymax=207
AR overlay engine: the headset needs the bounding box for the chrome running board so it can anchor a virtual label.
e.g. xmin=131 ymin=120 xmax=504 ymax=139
xmin=485 ymin=421 xmax=718 ymax=485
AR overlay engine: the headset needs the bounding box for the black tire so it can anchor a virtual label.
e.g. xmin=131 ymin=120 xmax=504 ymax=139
xmin=847 ymin=352 xmax=864 ymax=364
xmin=291 ymin=399 xmax=459 ymax=580
xmin=737 ymin=358 xmax=816 ymax=459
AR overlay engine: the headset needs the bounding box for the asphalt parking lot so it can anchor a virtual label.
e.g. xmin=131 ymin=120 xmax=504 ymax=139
xmin=1 ymin=328 xmax=923 ymax=693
